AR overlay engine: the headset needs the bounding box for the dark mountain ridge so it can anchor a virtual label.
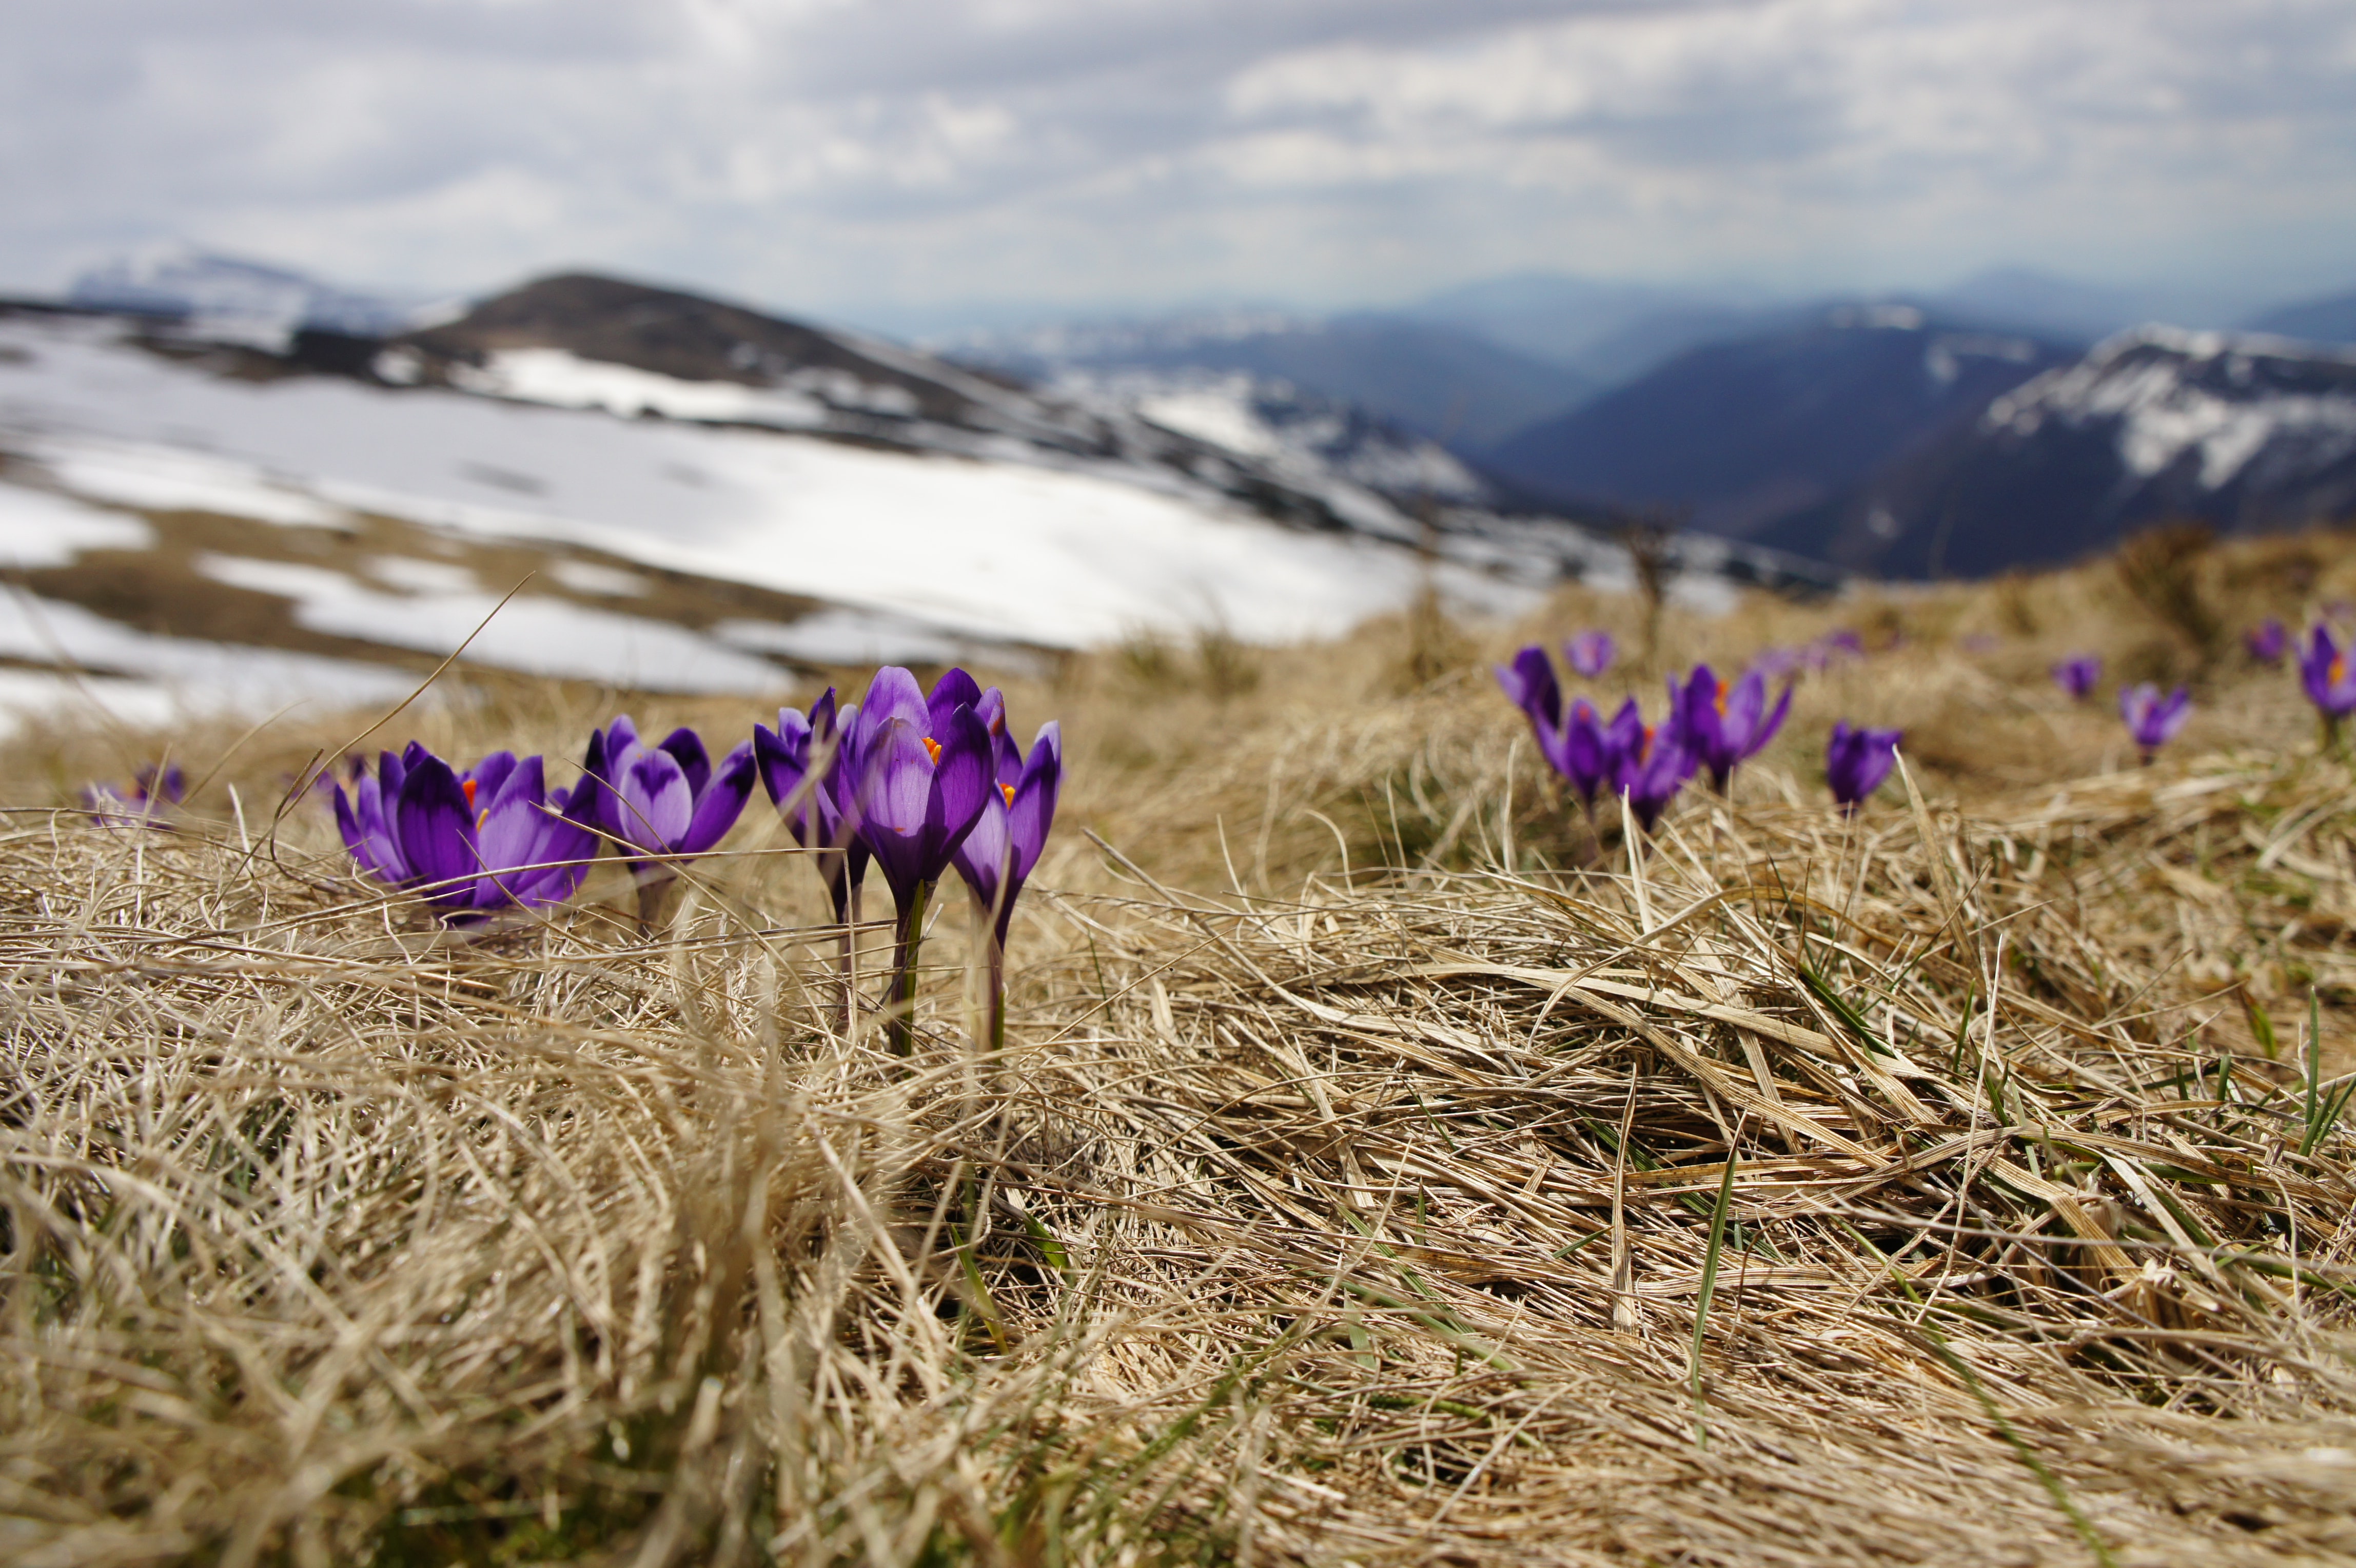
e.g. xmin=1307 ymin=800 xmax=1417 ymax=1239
xmin=1481 ymin=305 xmax=2077 ymax=539
xmin=1757 ymin=327 xmax=2356 ymax=577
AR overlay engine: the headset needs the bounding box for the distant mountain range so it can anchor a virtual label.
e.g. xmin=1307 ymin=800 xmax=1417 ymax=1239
xmin=1481 ymin=306 xmax=2078 ymax=538
xmin=1756 ymin=327 xmax=2356 ymax=576
xmin=946 ymin=311 xmax=1593 ymax=449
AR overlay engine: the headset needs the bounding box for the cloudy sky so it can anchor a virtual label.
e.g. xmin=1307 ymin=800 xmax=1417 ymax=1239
xmin=7 ymin=0 xmax=2355 ymax=329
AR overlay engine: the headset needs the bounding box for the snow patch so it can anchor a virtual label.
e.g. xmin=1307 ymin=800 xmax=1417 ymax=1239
xmin=0 ymin=480 xmax=154 ymax=565
xmin=0 ymin=590 xmax=417 ymax=723
xmin=193 ymin=554 xmax=792 ymax=694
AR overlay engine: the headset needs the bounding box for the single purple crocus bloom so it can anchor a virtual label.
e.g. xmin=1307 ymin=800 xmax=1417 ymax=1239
xmin=847 ymin=668 xmax=994 ymax=916
xmin=2246 ymin=620 xmax=2287 ymax=664
xmin=1547 ymin=698 xmax=1617 ymax=814
xmin=2299 ymin=624 xmax=2356 ymax=725
xmin=581 ymin=716 xmax=756 ymax=927
xmin=1825 ymin=723 xmax=1902 ymax=813
xmin=847 ymin=667 xmax=995 ymax=1051
xmin=2118 ymin=683 xmax=2191 ymax=761
xmin=583 ymin=716 xmax=757 ymax=873
xmin=1494 ymin=645 xmax=1563 ymax=735
xmin=332 ymin=742 xmax=598 ymax=920
xmin=2051 ymin=656 xmax=2100 ymax=700
xmin=1564 ymin=631 xmax=1615 ymax=680
xmin=1675 ymin=664 xmax=1792 ymax=793
xmin=82 ymin=762 xmax=186 ymax=825
xmin=754 ymin=687 xmax=867 ymax=924
xmin=952 ymin=718 xmax=1063 ymax=1051
xmin=1614 ymin=719 xmax=1691 ymax=834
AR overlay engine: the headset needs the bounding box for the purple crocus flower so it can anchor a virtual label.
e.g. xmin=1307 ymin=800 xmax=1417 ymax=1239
xmin=2246 ymin=620 xmax=2288 ymax=664
xmin=754 ymin=687 xmax=867 ymax=924
xmin=82 ymin=762 xmax=186 ymax=826
xmin=1494 ymin=645 xmax=1563 ymax=734
xmin=2299 ymin=624 xmax=2356 ymax=730
xmin=952 ymin=717 xmax=1063 ymax=1050
xmin=847 ymin=668 xmax=993 ymax=916
xmin=332 ymin=742 xmax=598 ymax=919
xmin=2118 ymin=683 xmax=2191 ymax=761
xmin=1825 ymin=723 xmax=1902 ymax=813
xmin=1614 ymin=719 xmax=1691 ymax=833
xmin=1675 ymin=664 xmax=1792 ymax=792
xmin=846 ymin=667 xmax=994 ymax=1051
xmin=1548 ymin=698 xmax=1618 ymax=813
xmin=2052 ymin=656 xmax=2100 ymax=700
xmin=581 ymin=716 xmax=756 ymax=927
xmin=583 ymin=716 xmax=756 ymax=872
xmin=1564 ymin=631 xmax=1616 ymax=680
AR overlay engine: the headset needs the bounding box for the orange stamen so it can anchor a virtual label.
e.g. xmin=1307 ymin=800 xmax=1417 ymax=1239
xmin=2334 ymin=655 xmax=2347 ymax=687
xmin=462 ymin=777 xmax=477 ymax=807
xmin=1714 ymin=679 xmax=1729 ymax=715
xmin=922 ymin=736 xmax=942 ymax=765
xmin=1000 ymin=782 xmax=1016 ymax=807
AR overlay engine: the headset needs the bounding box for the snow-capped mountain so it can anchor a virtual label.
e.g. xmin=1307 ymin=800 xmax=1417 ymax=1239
xmin=1757 ymin=327 xmax=2356 ymax=576
xmin=66 ymin=244 xmax=428 ymax=347
xmin=1482 ymin=304 xmax=2076 ymax=540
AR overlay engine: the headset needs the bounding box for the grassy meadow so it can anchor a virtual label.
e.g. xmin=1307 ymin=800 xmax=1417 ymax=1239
xmin=4 ymin=523 xmax=2355 ymax=1565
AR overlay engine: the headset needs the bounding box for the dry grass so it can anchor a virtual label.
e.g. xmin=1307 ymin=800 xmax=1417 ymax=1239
xmin=4 ymin=526 xmax=2356 ymax=1566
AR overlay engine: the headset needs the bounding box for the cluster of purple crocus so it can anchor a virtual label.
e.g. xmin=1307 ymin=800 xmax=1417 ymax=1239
xmin=1496 ymin=637 xmax=1795 ymax=831
xmin=328 ymin=664 xmax=1061 ymax=1053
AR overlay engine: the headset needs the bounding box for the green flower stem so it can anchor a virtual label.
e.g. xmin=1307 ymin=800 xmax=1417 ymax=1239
xmin=884 ymin=879 xmax=931 ymax=1055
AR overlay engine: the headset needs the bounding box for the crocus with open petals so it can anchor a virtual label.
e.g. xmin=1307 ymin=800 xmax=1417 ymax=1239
xmin=584 ymin=717 xmax=756 ymax=869
xmin=1565 ymin=631 xmax=1615 ymax=679
xmin=2299 ymin=625 xmax=2356 ymax=742
xmin=2247 ymin=620 xmax=2287 ymax=663
xmin=1676 ymin=664 xmax=1792 ymax=792
xmin=582 ymin=716 xmax=755 ymax=926
xmin=1826 ymin=723 xmax=1902 ymax=813
xmin=333 ymin=743 xmax=598 ymax=919
xmin=2119 ymin=684 xmax=2190 ymax=760
xmin=2052 ymin=656 xmax=2100 ymax=700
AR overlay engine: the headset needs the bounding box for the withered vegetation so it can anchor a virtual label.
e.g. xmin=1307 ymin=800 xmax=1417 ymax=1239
xmin=3 ymin=525 xmax=2355 ymax=1566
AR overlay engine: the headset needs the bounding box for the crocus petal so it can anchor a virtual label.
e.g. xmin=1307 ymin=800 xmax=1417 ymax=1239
xmin=678 ymin=741 xmax=755 ymax=856
xmin=928 ymin=703 xmax=995 ymax=869
xmin=1494 ymin=646 xmax=1562 ymax=732
xmin=618 ymin=750 xmax=693 ymax=853
xmin=858 ymin=668 xmax=930 ymax=750
xmin=1005 ymin=722 xmax=1062 ymax=883
xmin=855 ymin=718 xmax=938 ymax=905
xmin=473 ymin=756 xmax=553 ymax=907
xmin=755 ymin=715 xmax=813 ymax=838
xmin=469 ymin=751 xmax=519 ymax=806
xmin=1751 ymin=682 xmax=1793 ymax=756
xmin=657 ymin=727 xmax=712 ymax=798
xmin=952 ymin=789 xmax=1010 ymax=915
xmin=927 ymin=668 xmax=985 ymax=739
xmin=393 ymin=756 xmax=477 ymax=899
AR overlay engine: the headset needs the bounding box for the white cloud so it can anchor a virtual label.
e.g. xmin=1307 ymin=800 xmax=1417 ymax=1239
xmin=1 ymin=0 xmax=2351 ymax=321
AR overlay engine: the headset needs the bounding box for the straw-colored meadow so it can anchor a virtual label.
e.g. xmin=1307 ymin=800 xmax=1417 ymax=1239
xmin=4 ymin=523 xmax=2354 ymax=1566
